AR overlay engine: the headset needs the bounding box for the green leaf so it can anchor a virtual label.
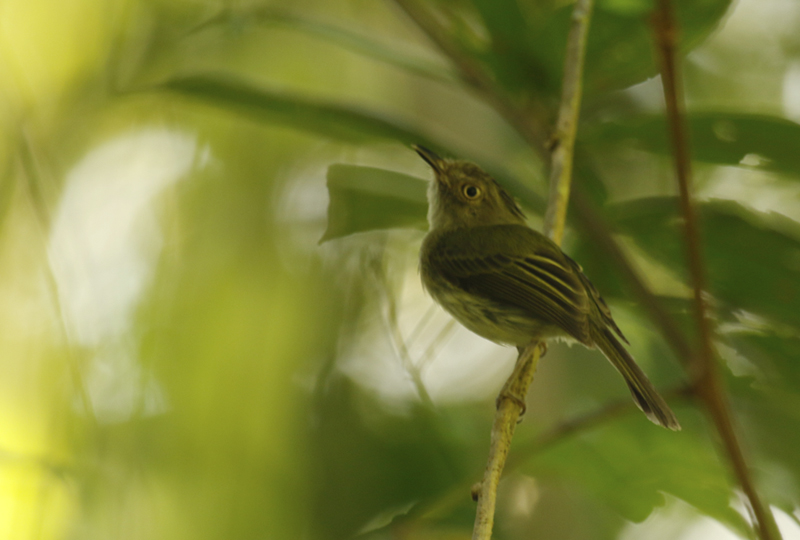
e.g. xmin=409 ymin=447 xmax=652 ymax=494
xmin=727 ymin=371 xmax=800 ymax=516
xmin=310 ymin=376 xmax=464 ymax=539
xmin=586 ymin=0 xmax=730 ymax=96
xmin=469 ymin=0 xmax=731 ymax=99
xmin=155 ymin=74 xmax=437 ymax=145
xmin=611 ymin=198 xmax=800 ymax=331
xmin=322 ymin=163 xmax=546 ymax=241
xmin=524 ymin=413 xmax=749 ymax=534
xmin=584 ymin=113 xmax=800 ymax=177
xmin=727 ymin=332 xmax=800 ymax=393
xmin=322 ymin=164 xmax=428 ymax=242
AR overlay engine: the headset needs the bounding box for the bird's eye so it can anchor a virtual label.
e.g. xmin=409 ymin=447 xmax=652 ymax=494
xmin=462 ymin=184 xmax=481 ymax=199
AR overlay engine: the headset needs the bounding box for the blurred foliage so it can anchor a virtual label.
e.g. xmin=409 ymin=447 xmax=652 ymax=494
xmin=2 ymin=0 xmax=800 ymax=540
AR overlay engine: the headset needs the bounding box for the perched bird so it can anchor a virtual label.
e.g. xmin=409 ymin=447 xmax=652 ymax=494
xmin=414 ymin=145 xmax=680 ymax=430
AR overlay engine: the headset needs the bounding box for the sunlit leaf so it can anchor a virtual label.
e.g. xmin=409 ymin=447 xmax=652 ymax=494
xmin=322 ymin=164 xmax=428 ymax=242
xmin=192 ymin=9 xmax=459 ymax=85
xmin=322 ymin=163 xmax=547 ymax=241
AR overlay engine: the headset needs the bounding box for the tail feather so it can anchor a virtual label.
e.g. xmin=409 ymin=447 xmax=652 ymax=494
xmin=591 ymin=325 xmax=681 ymax=431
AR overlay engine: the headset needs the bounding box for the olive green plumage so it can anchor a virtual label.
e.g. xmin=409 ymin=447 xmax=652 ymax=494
xmin=415 ymin=145 xmax=680 ymax=430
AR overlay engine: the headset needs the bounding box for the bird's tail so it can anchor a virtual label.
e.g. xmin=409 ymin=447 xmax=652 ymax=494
xmin=591 ymin=325 xmax=681 ymax=431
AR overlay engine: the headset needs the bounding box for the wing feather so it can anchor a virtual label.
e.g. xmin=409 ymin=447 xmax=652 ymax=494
xmin=428 ymin=225 xmax=592 ymax=342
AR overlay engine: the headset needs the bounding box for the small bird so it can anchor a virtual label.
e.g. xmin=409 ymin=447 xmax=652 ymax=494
xmin=414 ymin=145 xmax=680 ymax=430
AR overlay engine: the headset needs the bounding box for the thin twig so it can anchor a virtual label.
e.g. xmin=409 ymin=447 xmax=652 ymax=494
xmin=471 ymin=2 xmax=594 ymax=538
xmin=651 ymin=3 xmax=780 ymax=540
xmin=18 ymin=130 xmax=98 ymax=427
xmin=543 ymin=0 xmax=594 ymax=245
xmin=472 ymin=343 xmax=542 ymax=539
xmin=376 ymin=263 xmax=436 ymax=408
xmin=406 ymin=303 xmax=439 ymax=346
xmin=417 ymin=317 xmax=457 ymax=373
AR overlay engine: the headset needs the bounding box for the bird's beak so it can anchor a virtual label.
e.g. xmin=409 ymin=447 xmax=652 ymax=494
xmin=412 ymin=145 xmax=444 ymax=175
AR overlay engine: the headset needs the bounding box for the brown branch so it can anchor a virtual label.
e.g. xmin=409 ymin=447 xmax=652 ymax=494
xmin=651 ymin=3 xmax=780 ymax=540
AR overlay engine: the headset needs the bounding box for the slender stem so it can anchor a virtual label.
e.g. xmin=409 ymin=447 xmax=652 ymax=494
xmin=18 ymin=130 xmax=98 ymax=427
xmin=543 ymin=0 xmax=594 ymax=244
xmin=377 ymin=260 xmax=436 ymax=408
xmin=471 ymin=1 xmax=594 ymax=537
xmin=472 ymin=343 xmax=541 ymax=539
xmin=417 ymin=318 xmax=457 ymax=372
xmin=651 ymin=3 xmax=780 ymax=540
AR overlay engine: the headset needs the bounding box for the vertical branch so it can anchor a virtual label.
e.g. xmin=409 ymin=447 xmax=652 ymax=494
xmin=472 ymin=1 xmax=594 ymax=538
xmin=543 ymin=0 xmax=594 ymax=244
xmin=651 ymin=3 xmax=781 ymax=540
xmin=472 ymin=343 xmax=541 ymax=539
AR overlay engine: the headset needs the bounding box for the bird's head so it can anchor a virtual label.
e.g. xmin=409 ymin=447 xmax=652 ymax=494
xmin=413 ymin=145 xmax=526 ymax=231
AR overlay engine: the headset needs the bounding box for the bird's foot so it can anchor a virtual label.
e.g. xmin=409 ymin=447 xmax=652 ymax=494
xmin=496 ymin=390 xmax=527 ymax=421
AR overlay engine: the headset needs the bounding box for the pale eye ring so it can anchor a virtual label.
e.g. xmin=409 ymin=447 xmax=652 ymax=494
xmin=462 ymin=184 xmax=481 ymax=199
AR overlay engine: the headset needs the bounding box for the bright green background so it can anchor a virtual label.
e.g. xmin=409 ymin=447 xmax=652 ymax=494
xmin=1 ymin=0 xmax=799 ymax=539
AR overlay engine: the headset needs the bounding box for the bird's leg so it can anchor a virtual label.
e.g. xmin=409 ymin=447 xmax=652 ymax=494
xmin=496 ymin=341 xmax=546 ymax=419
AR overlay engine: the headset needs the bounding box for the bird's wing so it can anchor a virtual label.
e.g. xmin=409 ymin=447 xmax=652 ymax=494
xmin=429 ymin=225 xmax=592 ymax=342
xmin=563 ymin=254 xmax=629 ymax=344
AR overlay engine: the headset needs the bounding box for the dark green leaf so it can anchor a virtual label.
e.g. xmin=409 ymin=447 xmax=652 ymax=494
xmin=310 ymin=376 xmax=464 ymax=539
xmin=469 ymin=0 xmax=731 ymax=99
xmin=155 ymin=74 xmax=438 ymax=145
xmin=584 ymin=113 xmax=800 ymax=177
xmin=727 ymin=372 xmax=800 ymax=516
xmin=727 ymin=332 xmax=800 ymax=393
xmin=524 ymin=413 xmax=750 ymax=535
xmin=586 ymin=0 xmax=730 ymax=95
xmin=322 ymin=163 xmax=546 ymax=241
xmin=611 ymin=198 xmax=800 ymax=331
xmin=322 ymin=164 xmax=428 ymax=242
